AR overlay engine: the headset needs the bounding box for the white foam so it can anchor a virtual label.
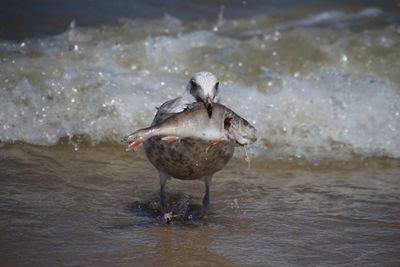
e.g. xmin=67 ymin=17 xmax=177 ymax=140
xmin=226 ymin=68 xmax=400 ymax=160
xmin=0 ymin=14 xmax=399 ymax=161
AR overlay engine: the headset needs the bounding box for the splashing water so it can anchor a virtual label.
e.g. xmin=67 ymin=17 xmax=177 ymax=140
xmin=0 ymin=7 xmax=399 ymax=162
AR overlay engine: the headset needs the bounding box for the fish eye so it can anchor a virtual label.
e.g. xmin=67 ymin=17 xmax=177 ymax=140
xmin=224 ymin=116 xmax=232 ymax=130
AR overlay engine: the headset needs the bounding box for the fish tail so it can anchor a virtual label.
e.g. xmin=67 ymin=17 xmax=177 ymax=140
xmin=122 ymin=131 xmax=145 ymax=151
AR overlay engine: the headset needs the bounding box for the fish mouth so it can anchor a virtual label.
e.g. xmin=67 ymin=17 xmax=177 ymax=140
xmin=227 ymin=133 xmax=256 ymax=146
xmin=230 ymin=128 xmax=257 ymax=146
xmin=235 ymin=138 xmax=255 ymax=146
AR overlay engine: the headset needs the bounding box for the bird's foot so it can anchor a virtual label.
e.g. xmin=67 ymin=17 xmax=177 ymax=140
xmin=163 ymin=212 xmax=173 ymax=224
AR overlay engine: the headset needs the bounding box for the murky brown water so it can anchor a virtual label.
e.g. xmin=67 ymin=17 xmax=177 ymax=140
xmin=1 ymin=143 xmax=399 ymax=266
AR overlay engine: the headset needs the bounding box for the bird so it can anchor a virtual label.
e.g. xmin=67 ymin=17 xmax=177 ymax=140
xmin=143 ymin=71 xmax=234 ymax=223
xmin=157 ymin=71 xmax=220 ymax=116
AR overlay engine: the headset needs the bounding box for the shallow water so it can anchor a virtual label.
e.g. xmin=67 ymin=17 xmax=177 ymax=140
xmin=0 ymin=144 xmax=399 ymax=266
xmin=1 ymin=1 xmax=400 ymax=266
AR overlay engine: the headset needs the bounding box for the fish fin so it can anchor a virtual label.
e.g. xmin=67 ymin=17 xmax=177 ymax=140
xmin=206 ymin=140 xmax=221 ymax=153
xmin=161 ymin=136 xmax=180 ymax=143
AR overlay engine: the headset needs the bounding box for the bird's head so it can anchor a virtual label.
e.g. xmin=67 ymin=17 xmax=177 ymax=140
xmin=187 ymin=71 xmax=220 ymax=118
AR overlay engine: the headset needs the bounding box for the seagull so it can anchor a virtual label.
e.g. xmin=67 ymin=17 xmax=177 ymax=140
xmin=157 ymin=71 xmax=220 ymax=117
xmin=143 ymin=71 xmax=234 ymax=223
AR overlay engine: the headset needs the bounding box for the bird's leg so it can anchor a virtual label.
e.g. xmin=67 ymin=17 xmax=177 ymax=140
xmin=202 ymin=175 xmax=212 ymax=225
xmin=159 ymin=172 xmax=172 ymax=223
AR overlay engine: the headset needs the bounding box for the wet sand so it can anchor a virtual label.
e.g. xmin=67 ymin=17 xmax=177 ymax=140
xmin=0 ymin=143 xmax=399 ymax=266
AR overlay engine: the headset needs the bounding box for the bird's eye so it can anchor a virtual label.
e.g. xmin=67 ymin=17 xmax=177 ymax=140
xmin=215 ymin=82 xmax=219 ymax=91
xmin=190 ymin=80 xmax=198 ymax=95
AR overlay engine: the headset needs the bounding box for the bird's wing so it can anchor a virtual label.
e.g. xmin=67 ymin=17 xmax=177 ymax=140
xmin=157 ymin=97 xmax=184 ymax=114
xmin=152 ymin=97 xmax=185 ymax=125
xmin=153 ymin=93 xmax=198 ymax=124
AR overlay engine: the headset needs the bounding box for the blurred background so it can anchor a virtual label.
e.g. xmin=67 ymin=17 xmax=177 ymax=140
xmin=1 ymin=0 xmax=400 ymax=41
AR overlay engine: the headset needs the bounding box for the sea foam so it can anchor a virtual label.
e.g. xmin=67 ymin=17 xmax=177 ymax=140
xmin=0 ymin=11 xmax=399 ymax=161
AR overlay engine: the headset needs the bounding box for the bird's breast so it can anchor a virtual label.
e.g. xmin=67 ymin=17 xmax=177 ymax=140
xmin=143 ymin=138 xmax=234 ymax=180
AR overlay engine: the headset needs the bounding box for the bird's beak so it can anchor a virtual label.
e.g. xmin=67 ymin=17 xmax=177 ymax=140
xmin=205 ymin=97 xmax=213 ymax=118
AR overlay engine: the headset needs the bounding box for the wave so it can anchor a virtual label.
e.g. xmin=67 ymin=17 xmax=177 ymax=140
xmin=0 ymin=10 xmax=399 ymax=161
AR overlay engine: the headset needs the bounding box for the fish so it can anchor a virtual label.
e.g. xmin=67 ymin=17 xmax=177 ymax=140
xmin=123 ymin=102 xmax=257 ymax=151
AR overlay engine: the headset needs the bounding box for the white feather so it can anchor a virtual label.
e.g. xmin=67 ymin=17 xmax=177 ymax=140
xmin=157 ymin=71 xmax=219 ymax=114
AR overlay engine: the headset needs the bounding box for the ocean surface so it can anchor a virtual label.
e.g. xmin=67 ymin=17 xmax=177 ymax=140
xmin=1 ymin=1 xmax=400 ymax=266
